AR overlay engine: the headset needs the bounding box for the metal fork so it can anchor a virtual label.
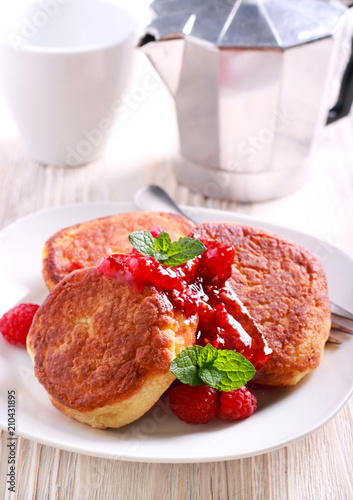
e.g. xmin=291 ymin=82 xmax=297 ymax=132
xmin=328 ymin=302 xmax=353 ymax=344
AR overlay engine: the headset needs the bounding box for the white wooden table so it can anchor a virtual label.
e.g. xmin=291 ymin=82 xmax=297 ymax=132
xmin=0 ymin=46 xmax=353 ymax=500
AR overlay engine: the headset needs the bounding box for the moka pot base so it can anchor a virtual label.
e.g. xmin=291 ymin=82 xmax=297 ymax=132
xmin=173 ymin=155 xmax=311 ymax=203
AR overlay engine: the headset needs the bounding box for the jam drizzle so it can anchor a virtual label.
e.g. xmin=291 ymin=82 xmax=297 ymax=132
xmin=97 ymin=239 xmax=272 ymax=370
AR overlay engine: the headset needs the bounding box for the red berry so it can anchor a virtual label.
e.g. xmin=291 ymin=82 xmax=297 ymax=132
xmin=167 ymin=383 xmax=219 ymax=424
xmin=149 ymin=228 xmax=162 ymax=238
xmin=0 ymin=303 xmax=39 ymax=346
xmin=217 ymin=386 xmax=257 ymax=421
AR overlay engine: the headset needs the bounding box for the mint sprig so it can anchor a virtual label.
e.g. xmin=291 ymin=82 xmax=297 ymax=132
xmin=128 ymin=230 xmax=206 ymax=267
xmin=168 ymin=346 xmax=203 ymax=386
xmin=170 ymin=344 xmax=256 ymax=392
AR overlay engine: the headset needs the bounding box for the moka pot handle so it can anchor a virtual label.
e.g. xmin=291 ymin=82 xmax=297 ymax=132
xmin=327 ymin=36 xmax=353 ymax=124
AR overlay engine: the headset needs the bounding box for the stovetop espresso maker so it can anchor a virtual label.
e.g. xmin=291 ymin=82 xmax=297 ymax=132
xmin=139 ymin=0 xmax=353 ymax=202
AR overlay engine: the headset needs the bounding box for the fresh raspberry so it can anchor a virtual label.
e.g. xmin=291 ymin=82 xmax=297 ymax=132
xmin=217 ymin=386 xmax=257 ymax=421
xmin=149 ymin=228 xmax=162 ymax=238
xmin=0 ymin=303 xmax=39 ymax=346
xmin=167 ymin=383 xmax=219 ymax=424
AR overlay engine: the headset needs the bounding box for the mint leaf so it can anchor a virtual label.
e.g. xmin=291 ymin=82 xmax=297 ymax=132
xmin=128 ymin=230 xmax=206 ymax=267
xmin=197 ymin=344 xmax=224 ymax=388
xmin=198 ymin=366 xmax=223 ymax=388
xmin=169 ymin=346 xmax=203 ymax=386
xmin=197 ymin=343 xmax=218 ymax=367
xmin=214 ymin=350 xmax=254 ymax=373
xmin=213 ymin=351 xmax=256 ymax=391
xmin=196 ymin=344 xmax=255 ymax=391
xmin=154 ymin=231 xmax=172 ymax=253
xmin=153 ymin=251 xmax=169 ymax=262
xmin=164 ymin=237 xmax=206 ymax=267
xmin=128 ymin=231 xmax=156 ymax=256
xmin=153 ymin=231 xmax=172 ymax=262
xmin=214 ymin=372 xmax=243 ymax=392
xmin=170 ymin=344 xmax=256 ymax=392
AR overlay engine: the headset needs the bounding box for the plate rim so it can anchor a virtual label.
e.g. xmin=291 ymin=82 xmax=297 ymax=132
xmin=0 ymin=201 xmax=352 ymax=463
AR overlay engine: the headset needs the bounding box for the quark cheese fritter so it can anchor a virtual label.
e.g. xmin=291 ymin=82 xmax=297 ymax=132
xmin=42 ymin=211 xmax=194 ymax=291
xmin=189 ymin=222 xmax=331 ymax=387
xmin=27 ymin=267 xmax=197 ymax=429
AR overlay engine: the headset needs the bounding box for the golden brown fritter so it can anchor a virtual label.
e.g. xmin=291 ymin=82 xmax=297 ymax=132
xmin=27 ymin=267 xmax=197 ymax=428
xmin=189 ymin=222 xmax=331 ymax=387
xmin=42 ymin=211 xmax=194 ymax=291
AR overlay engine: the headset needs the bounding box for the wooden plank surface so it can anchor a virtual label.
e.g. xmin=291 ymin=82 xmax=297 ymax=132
xmin=0 ymin=49 xmax=353 ymax=500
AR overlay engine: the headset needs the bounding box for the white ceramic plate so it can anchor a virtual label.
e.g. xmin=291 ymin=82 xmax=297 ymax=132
xmin=0 ymin=202 xmax=352 ymax=463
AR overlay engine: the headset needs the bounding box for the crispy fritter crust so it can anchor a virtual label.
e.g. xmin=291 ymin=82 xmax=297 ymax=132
xmin=27 ymin=268 xmax=197 ymax=428
xmin=189 ymin=222 xmax=331 ymax=387
xmin=42 ymin=211 xmax=194 ymax=291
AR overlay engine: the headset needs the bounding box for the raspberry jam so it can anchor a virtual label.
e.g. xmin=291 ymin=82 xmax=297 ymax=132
xmin=97 ymin=240 xmax=271 ymax=370
xmin=65 ymin=261 xmax=84 ymax=273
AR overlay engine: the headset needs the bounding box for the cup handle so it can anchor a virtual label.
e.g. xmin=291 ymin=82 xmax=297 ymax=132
xmin=326 ymin=36 xmax=353 ymax=125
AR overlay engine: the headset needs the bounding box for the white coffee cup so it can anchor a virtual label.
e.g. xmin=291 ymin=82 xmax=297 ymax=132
xmin=0 ymin=0 xmax=136 ymax=165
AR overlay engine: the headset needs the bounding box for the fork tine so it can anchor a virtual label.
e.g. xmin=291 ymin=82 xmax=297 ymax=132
xmin=330 ymin=302 xmax=353 ymax=321
xmin=331 ymin=321 xmax=353 ymax=335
